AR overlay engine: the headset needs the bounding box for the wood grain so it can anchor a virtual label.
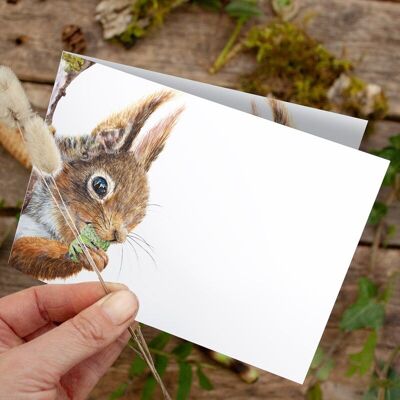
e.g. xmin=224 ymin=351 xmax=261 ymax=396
xmin=0 ymin=146 xmax=30 ymax=208
xmin=1 ymin=1 xmax=399 ymax=398
xmin=1 ymin=0 xmax=400 ymax=117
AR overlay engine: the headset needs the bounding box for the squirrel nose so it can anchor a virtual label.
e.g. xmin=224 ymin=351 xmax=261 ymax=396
xmin=113 ymin=228 xmax=127 ymax=243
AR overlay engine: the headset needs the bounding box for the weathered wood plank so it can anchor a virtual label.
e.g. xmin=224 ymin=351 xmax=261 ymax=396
xmin=0 ymin=146 xmax=29 ymax=207
xmin=1 ymin=0 xmax=400 ymax=116
xmin=22 ymin=82 xmax=52 ymax=116
xmin=1 ymin=228 xmax=398 ymax=399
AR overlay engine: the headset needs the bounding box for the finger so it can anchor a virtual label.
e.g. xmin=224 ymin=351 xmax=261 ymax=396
xmin=0 ymin=321 xmax=57 ymax=354
xmin=61 ymin=331 xmax=130 ymax=398
xmin=0 ymin=319 xmax=24 ymax=353
xmin=25 ymin=321 xmax=58 ymax=342
xmin=0 ymin=282 xmax=126 ymax=338
xmin=12 ymin=289 xmax=138 ymax=382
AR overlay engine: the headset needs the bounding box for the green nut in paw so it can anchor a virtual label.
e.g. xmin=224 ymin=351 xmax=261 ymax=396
xmin=68 ymin=224 xmax=110 ymax=263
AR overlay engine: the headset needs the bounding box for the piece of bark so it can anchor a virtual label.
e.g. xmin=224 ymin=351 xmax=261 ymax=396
xmin=95 ymin=0 xmax=133 ymax=40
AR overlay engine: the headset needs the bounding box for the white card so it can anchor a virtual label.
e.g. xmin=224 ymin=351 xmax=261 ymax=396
xmin=12 ymin=55 xmax=388 ymax=384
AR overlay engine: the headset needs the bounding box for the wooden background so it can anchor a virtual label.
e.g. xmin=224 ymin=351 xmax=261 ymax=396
xmin=0 ymin=0 xmax=399 ymax=398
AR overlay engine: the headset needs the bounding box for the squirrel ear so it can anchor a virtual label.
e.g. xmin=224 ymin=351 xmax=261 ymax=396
xmin=133 ymin=106 xmax=184 ymax=171
xmin=90 ymin=91 xmax=174 ymax=153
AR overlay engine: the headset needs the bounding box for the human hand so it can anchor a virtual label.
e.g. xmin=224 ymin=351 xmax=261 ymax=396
xmin=0 ymin=282 xmax=139 ymax=399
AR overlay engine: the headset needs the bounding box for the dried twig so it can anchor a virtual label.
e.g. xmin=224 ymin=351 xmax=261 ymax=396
xmin=46 ymin=55 xmax=93 ymax=125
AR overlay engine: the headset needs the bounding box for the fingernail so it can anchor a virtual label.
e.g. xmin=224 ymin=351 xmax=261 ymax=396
xmin=100 ymin=290 xmax=139 ymax=325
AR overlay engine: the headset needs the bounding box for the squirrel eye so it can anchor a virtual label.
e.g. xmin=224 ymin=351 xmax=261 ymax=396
xmin=92 ymin=176 xmax=108 ymax=198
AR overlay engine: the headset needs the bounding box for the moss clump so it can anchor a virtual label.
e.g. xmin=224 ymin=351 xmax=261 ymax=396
xmin=239 ymin=21 xmax=353 ymax=109
xmin=237 ymin=21 xmax=388 ymax=118
xmin=342 ymin=76 xmax=388 ymax=119
xmin=62 ymin=53 xmax=85 ymax=72
xmin=117 ymin=0 xmax=189 ymax=48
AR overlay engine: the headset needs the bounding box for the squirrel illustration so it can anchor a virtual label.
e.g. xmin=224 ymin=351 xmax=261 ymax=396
xmin=10 ymin=90 xmax=184 ymax=280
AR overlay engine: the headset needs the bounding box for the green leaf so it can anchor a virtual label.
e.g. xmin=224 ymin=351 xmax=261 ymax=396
xmin=340 ymin=295 xmax=384 ymax=331
xmin=176 ymin=362 xmax=193 ymax=400
xmin=316 ymin=358 xmax=334 ymax=381
xmin=149 ymin=331 xmax=171 ymax=350
xmin=386 ymin=369 xmax=400 ymax=399
xmin=347 ymin=331 xmax=377 ymax=376
xmin=196 ymin=365 xmax=214 ymax=390
xmin=109 ymin=383 xmax=128 ymax=400
xmin=359 ymin=277 xmax=378 ymax=300
xmin=340 ymin=277 xmax=385 ymax=332
xmin=308 ymin=347 xmax=334 ymax=381
xmin=306 ymin=382 xmax=323 ymax=400
xmin=129 ymin=355 xmax=147 ymax=377
xmin=310 ymin=347 xmax=325 ymax=369
xmin=225 ymin=0 xmax=262 ymax=19
xmin=372 ymin=145 xmax=400 ymax=186
xmin=383 ymin=224 xmax=397 ymax=248
xmin=172 ymin=342 xmax=193 ymax=360
xmin=368 ymin=202 xmax=388 ymax=226
xmin=140 ymin=355 xmax=169 ymax=400
xmin=389 ymin=134 xmax=400 ymax=150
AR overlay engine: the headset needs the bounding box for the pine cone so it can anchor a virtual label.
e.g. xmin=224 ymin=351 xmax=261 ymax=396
xmin=61 ymin=25 xmax=87 ymax=53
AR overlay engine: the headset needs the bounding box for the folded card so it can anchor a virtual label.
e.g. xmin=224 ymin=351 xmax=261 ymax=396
xmin=11 ymin=53 xmax=388 ymax=384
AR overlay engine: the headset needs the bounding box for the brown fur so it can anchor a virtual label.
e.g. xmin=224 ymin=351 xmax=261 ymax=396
xmin=11 ymin=236 xmax=108 ymax=280
xmin=10 ymin=90 xmax=184 ymax=280
xmin=268 ymin=98 xmax=291 ymax=127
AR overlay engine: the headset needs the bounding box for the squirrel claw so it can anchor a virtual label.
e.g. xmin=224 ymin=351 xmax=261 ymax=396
xmin=80 ymin=247 xmax=109 ymax=272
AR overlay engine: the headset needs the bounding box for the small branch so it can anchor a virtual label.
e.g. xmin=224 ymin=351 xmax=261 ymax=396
xmin=377 ymin=345 xmax=400 ymax=400
xmin=148 ymin=347 xmax=218 ymax=370
xmin=45 ymin=58 xmax=93 ymax=125
xmin=209 ymin=17 xmax=246 ymax=74
xmin=307 ymin=331 xmax=347 ymax=388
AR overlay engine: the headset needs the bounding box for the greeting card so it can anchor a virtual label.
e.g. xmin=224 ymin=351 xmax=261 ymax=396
xmin=10 ymin=53 xmax=388 ymax=384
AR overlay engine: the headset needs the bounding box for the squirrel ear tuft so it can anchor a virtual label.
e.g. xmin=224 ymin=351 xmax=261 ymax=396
xmin=133 ymin=106 xmax=184 ymax=171
xmin=91 ymin=91 xmax=175 ymax=153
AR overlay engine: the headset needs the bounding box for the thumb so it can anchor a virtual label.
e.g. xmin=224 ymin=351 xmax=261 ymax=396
xmin=16 ymin=289 xmax=138 ymax=380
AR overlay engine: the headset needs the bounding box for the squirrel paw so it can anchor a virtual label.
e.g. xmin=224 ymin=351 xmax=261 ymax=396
xmin=80 ymin=247 xmax=109 ymax=272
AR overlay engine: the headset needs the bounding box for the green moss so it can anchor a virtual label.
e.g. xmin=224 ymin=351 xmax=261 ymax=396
xmin=236 ymin=21 xmax=388 ymax=118
xmin=340 ymin=76 xmax=388 ymax=119
xmin=62 ymin=53 xmax=85 ymax=72
xmin=117 ymin=0 xmax=189 ymax=48
xmin=372 ymin=92 xmax=389 ymax=120
xmin=239 ymin=21 xmax=352 ymax=109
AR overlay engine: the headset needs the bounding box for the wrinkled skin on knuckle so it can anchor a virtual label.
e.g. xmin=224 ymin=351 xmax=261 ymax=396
xmin=70 ymin=312 xmax=107 ymax=348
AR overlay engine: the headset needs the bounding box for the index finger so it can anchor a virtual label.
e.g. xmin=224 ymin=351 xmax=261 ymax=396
xmin=0 ymin=282 xmax=126 ymax=338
